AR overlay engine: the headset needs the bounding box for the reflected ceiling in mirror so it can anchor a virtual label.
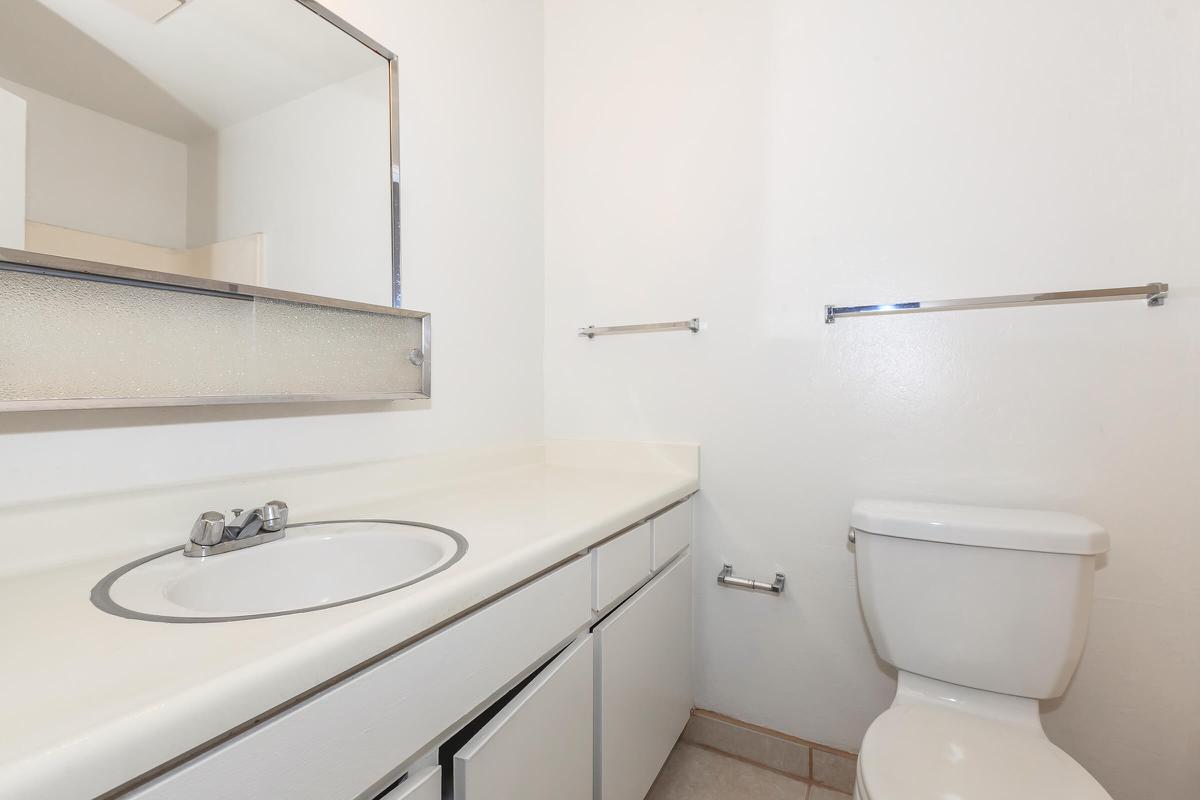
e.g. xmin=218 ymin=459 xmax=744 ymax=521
xmin=0 ymin=0 xmax=398 ymax=307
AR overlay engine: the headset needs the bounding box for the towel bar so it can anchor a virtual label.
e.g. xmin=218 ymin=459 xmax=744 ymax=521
xmin=825 ymin=282 xmax=1168 ymax=323
xmin=578 ymin=318 xmax=701 ymax=338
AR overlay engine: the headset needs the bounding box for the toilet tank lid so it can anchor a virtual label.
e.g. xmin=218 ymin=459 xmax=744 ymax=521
xmin=850 ymin=499 xmax=1109 ymax=555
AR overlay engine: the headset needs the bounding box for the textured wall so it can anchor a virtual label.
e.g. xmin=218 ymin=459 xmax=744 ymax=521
xmin=0 ymin=85 xmax=24 ymax=249
xmin=1 ymin=75 xmax=187 ymax=249
xmin=215 ymin=68 xmax=392 ymax=305
xmin=543 ymin=2 xmax=1199 ymax=798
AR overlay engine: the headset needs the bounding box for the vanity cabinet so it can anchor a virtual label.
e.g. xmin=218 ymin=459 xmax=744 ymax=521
xmin=124 ymin=558 xmax=592 ymax=800
xmin=120 ymin=496 xmax=694 ymax=800
xmin=594 ymin=552 xmax=693 ymax=800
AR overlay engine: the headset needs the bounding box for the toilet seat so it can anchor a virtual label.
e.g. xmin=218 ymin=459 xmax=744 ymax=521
xmin=856 ymin=702 xmax=1112 ymax=800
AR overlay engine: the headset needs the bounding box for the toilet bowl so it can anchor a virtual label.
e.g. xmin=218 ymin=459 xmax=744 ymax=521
xmin=850 ymin=499 xmax=1113 ymax=799
xmin=853 ymin=673 xmax=1110 ymax=800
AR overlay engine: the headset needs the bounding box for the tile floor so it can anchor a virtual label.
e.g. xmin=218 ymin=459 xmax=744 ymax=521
xmin=646 ymin=741 xmax=854 ymax=800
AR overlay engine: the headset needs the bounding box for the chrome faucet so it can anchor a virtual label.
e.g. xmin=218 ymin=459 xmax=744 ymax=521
xmin=185 ymin=500 xmax=289 ymax=558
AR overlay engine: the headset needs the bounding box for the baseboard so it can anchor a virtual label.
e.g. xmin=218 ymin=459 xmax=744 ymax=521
xmin=682 ymin=708 xmax=858 ymax=795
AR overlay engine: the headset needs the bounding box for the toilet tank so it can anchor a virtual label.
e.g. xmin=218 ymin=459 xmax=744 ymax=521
xmin=851 ymin=499 xmax=1109 ymax=699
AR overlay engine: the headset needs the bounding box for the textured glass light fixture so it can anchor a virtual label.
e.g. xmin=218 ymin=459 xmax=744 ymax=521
xmin=0 ymin=262 xmax=429 ymax=410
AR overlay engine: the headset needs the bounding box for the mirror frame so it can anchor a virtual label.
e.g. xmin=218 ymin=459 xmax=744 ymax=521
xmin=297 ymin=0 xmax=404 ymax=311
xmin=0 ymin=0 xmax=430 ymax=405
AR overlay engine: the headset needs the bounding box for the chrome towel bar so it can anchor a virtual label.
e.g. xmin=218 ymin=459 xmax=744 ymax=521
xmin=825 ymin=282 xmax=1168 ymax=324
xmin=578 ymin=318 xmax=701 ymax=338
xmin=717 ymin=563 xmax=785 ymax=595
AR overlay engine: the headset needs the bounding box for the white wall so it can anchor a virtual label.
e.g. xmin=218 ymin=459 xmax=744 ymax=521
xmin=0 ymin=0 xmax=544 ymax=503
xmin=214 ymin=67 xmax=393 ymax=305
xmin=185 ymin=133 xmax=218 ymax=249
xmin=543 ymin=2 xmax=1199 ymax=799
xmin=0 ymin=77 xmax=188 ymax=249
xmin=22 ymin=222 xmax=263 ymax=283
xmin=0 ymin=86 xmax=24 ymax=249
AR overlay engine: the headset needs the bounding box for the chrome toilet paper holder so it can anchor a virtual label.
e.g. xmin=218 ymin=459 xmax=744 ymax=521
xmin=717 ymin=563 xmax=785 ymax=595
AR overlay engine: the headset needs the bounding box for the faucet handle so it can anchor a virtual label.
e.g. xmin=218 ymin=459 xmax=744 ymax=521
xmin=189 ymin=511 xmax=226 ymax=547
xmin=261 ymin=500 xmax=289 ymax=532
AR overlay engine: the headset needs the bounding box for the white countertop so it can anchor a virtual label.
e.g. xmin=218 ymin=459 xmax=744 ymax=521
xmin=0 ymin=441 xmax=699 ymax=800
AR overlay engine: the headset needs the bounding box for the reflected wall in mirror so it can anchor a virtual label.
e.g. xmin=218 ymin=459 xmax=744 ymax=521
xmin=0 ymin=0 xmax=397 ymax=307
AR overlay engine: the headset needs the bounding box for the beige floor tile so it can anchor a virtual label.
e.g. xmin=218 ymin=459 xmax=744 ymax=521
xmin=645 ymin=742 xmax=810 ymax=800
xmin=809 ymin=787 xmax=853 ymax=800
xmin=682 ymin=714 xmax=810 ymax=777
xmin=812 ymin=749 xmax=857 ymax=794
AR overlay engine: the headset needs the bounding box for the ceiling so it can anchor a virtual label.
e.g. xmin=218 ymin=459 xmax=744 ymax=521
xmin=0 ymin=0 xmax=386 ymax=142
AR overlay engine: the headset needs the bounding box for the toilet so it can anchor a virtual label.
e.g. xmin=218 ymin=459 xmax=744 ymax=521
xmin=850 ymin=499 xmax=1113 ymax=800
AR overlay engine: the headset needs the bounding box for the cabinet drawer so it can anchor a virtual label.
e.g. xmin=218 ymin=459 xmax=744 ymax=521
xmin=652 ymin=498 xmax=692 ymax=569
xmin=595 ymin=554 xmax=693 ymax=800
xmin=125 ymin=557 xmax=591 ymax=800
xmin=592 ymin=521 xmax=653 ymax=611
xmin=453 ymin=636 xmax=593 ymax=800
xmin=379 ymin=767 xmax=440 ymax=800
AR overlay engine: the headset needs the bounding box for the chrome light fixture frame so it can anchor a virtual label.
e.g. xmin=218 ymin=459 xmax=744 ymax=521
xmin=0 ymin=0 xmax=431 ymax=410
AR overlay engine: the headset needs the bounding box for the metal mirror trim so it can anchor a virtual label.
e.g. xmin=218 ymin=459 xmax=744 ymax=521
xmin=296 ymin=0 xmax=405 ymax=310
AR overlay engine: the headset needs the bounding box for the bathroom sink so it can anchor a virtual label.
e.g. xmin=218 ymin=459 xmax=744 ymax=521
xmin=91 ymin=520 xmax=468 ymax=623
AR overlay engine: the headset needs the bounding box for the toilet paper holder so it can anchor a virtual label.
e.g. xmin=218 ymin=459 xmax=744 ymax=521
xmin=717 ymin=563 xmax=785 ymax=595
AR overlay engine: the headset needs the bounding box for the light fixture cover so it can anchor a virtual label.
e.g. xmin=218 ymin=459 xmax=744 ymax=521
xmin=0 ymin=267 xmax=430 ymax=410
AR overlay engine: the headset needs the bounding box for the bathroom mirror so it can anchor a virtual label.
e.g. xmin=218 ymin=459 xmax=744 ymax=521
xmin=0 ymin=0 xmax=430 ymax=412
xmin=0 ymin=0 xmax=399 ymax=308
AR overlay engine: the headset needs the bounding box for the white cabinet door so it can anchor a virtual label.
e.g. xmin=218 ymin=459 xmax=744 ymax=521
xmin=378 ymin=767 xmax=440 ymax=800
xmin=454 ymin=636 xmax=593 ymax=800
xmin=594 ymin=554 xmax=692 ymax=800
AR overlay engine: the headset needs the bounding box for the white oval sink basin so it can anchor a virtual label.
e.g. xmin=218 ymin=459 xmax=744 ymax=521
xmin=92 ymin=520 xmax=467 ymax=622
